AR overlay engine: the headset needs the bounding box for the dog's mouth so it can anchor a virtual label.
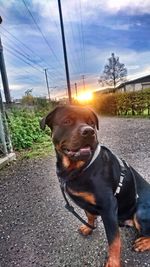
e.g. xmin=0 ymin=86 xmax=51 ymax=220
xmin=62 ymin=145 xmax=92 ymax=160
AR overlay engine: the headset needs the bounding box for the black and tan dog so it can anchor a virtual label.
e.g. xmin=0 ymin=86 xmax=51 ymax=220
xmin=40 ymin=105 xmax=150 ymax=267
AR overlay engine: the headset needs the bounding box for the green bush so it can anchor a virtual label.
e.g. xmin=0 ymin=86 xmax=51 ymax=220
xmin=116 ymin=89 xmax=150 ymax=116
xmin=8 ymin=109 xmax=50 ymax=150
xmin=93 ymin=89 xmax=150 ymax=116
xmin=93 ymin=93 xmax=117 ymax=115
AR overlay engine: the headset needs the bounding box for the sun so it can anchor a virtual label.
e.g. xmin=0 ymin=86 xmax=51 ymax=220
xmin=76 ymin=91 xmax=93 ymax=103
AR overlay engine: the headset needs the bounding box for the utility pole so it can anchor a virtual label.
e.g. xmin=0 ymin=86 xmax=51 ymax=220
xmin=75 ymin=83 xmax=78 ymax=98
xmin=82 ymin=75 xmax=86 ymax=91
xmin=57 ymin=0 xmax=72 ymax=103
xmin=44 ymin=68 xmax=51 ymax=102
xmin=0 ymin=16 xmax=11 ymax=103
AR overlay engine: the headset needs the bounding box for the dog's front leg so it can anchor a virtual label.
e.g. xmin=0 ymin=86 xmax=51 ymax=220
xmin=79 ymin=211 xmax=97 ymax=236
xmin=104 ymin=231 xmax=121 ymax=267
xmin=101 ymin=200 xmax=121 ymax=267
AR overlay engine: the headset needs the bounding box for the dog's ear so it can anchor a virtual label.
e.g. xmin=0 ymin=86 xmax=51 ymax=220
xmin=40 ymin=107 xmax=59 ymax=130
xmin=92 ymin=111 xmax=99 ymax=130
xmin=90 ymin=109 xmax=99 ymax=130
xmin=40 ymin=117 xmax=46 ymax=130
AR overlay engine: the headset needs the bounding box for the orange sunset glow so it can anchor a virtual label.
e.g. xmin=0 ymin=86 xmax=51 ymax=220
xmin=75 ymin=91 xmax=93 ymax=103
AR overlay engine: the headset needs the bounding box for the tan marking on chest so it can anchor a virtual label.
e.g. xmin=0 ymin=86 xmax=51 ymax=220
xmin=68 ymin=187 xmax=96 ymax=205
xmin=62 ymin=155 xmax=70 ymax=168
xmin=62 ymin=155 xmax=85 ymax=170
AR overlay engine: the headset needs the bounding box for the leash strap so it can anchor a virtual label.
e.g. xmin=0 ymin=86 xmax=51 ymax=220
xmin=60 ymin=183 xmax=96 ymax=230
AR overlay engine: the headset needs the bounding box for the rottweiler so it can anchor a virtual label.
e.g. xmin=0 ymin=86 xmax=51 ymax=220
xmin=40 ymin=105 xmax=150 ymax=267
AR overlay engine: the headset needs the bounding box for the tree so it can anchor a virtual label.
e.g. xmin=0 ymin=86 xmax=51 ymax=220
xmin=25 ymin=88 xmax=33 ymax=96
xmin=99 ymin=53 xmax=127 ymax=90
xmin=22 ymin=89 xmax=35 ymax=105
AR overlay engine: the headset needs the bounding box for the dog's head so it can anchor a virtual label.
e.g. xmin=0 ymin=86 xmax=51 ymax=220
xmin=40 ymin=105 xmax=99 ymax=169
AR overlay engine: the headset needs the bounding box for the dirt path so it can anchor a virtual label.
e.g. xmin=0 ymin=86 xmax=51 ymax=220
xmin=0 ymin=117 xmax=150 ymax=267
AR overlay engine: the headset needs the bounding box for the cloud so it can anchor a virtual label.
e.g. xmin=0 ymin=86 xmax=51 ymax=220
xmin=128 ymin=65 xmax=140 ymax=70
xmin=107 ymin=24 xmax=131 ymax=31
xmin=105 ymin=0 xmax=150 ymax=14
xmin=29 ymin=0 xmax=150 ymax=24
xmin=1 ymin=0 xmax=150 ymax=99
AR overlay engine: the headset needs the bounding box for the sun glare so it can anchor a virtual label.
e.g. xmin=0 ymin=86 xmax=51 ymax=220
xmin=76 ymin=91 xmax=93 ymax=103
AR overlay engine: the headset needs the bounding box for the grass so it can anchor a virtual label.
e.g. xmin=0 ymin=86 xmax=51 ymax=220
xmin=118 ymin=109 xmax=150 ymax=118
xmin=17 ymin=135 xmax=54 ymax=159
xmin=7 ymin=108 xmax=55 ymax=160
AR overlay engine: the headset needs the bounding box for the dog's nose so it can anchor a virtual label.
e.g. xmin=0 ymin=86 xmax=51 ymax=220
xmin=81 ymin=126 xmax=95 ymax=137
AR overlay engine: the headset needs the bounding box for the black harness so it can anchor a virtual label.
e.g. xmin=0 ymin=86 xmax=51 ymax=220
xmin=58 ymin=146 xmax=137 ymax=230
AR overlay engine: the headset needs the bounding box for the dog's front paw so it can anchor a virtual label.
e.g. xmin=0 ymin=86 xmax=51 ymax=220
xmin=133 ymin=237 xmax=150 ymax=252
xmin=104 ymin=257 xmax=121 ymax=267
xmin=78 ymin=224 xmax=93 ymax=236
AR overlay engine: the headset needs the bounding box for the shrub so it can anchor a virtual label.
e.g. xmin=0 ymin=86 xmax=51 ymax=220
xmin=93 ymin=93 xmax=117 ymax=115
xmin=93 ymin=89 xmax=150 ymax=116
xmin=21 ymin=95 xmax=35 ymax=105
xmin=8 ymin=109 xmax=50 ymax=150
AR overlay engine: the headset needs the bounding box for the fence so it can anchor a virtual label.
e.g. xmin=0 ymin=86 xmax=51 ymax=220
xmin=0 ymin=90 xmax=15 ymax=162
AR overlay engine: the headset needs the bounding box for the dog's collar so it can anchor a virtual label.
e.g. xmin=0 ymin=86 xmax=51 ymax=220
xmin=83 ymin=144 xmax=101 ymax=171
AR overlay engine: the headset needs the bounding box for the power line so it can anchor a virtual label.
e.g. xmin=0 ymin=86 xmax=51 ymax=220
xmin=4 ymin=46 xmax=44 ymax=74
xmin=65 ymin=11 xmax=81 ymax=77
xmin=5 ymin=43 xmax=60 ymax=80
xmin=9 ymin=68 xmax=40 ymax=83
xmin=0 ymin=31 xmax=65 ymax=80
xmin=0 ymin=27 xmax=51 ymax=68
xmin=4 ymin=46 xmax=43 ymax=74
xmin=0 ymin=26 xmax=64 ymax=77
xmin=22 ymin=0 xmax=65 ymax=70
xmin=8 ymin=44 xmax=44 ymax=69
xmin=3 ymin=47 xmax=54 ymax=95
xmin=4 ymin=45 xmax=65 ymax=87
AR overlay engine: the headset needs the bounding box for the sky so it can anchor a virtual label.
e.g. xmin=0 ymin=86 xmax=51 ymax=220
xmin=0 ymin=0 xmax=150 ymax=100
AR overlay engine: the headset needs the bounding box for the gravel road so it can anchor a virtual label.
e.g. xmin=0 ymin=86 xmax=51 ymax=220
xmin=0 ymin=117 xmax=150 ymax=267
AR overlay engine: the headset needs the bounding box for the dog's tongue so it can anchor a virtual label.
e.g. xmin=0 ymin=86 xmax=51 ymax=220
xmin=67 ymin=146 xmax=91 ymax=159
xmin=79 ymin=147 xmax=91 ymax=155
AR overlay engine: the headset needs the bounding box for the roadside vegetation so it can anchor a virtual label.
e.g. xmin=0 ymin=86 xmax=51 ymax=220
xmin=7 ymin=90 xmax=150 ymax=159
xmin=93 ymin=88 xmax=150 ymax=117
xmin=7 ymin=98 xmax=57 ymax=159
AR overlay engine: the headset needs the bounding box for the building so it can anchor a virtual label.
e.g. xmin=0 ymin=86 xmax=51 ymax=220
xmin=116 ymin=74 xmax=150 ymax=92
xmin=94 ymin=74 xmax=150 ymax=96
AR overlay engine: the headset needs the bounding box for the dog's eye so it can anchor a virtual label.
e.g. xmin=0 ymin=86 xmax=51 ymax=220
xmin=63 ymin=118 xmax=72 ymax=125
xmin=88 ymin=119 xmax=95 ymax=127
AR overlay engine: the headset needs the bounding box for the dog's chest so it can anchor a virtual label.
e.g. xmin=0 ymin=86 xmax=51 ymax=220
xmin=67 ymin=186 xmax=96 ymax=205
xmin=66 ymin=185 xmax=101 ymax=215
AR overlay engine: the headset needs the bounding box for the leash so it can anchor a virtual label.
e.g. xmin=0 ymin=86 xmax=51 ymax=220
xmin=59 ymin=181 xmax=96 ymax=230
